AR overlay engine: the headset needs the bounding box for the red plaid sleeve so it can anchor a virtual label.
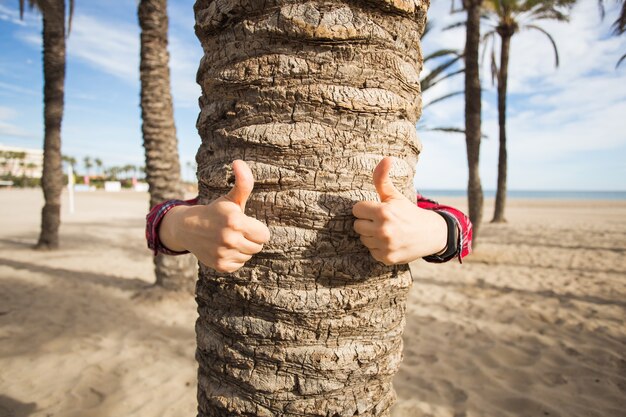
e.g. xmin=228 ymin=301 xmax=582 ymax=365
xmin=146 ymin=197 xmax=199 ymax=256
xmin=417 ymin=194 xmax=473 ymax=263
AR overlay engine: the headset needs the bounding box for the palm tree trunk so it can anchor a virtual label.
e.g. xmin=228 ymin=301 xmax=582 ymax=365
xmin=463 ymin=0 xmax=484 ymax=241
xmin=492 ymin=32 xmax=511 ymax=223
xmin=36 ymin=1 xmax=66 ymax=250
xmin=139 ymin=0 xmax=196 ymax=292
xmin=193 ymin=1 xmax=428 ymax=415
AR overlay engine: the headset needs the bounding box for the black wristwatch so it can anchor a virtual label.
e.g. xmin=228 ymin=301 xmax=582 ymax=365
xmin=422 ymin=211 xmax=459 ymax=263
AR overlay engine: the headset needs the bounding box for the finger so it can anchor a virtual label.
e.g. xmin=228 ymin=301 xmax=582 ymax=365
xmin=237 ymin=236 xmax=264 ymax=255
xmin=353 ymin=219 xmax=376 ymax=237
xmin=373 ymin=157 xmax=403 ymax=202
xmin=359 ymin=235 xmax=380 ymax=250
xmin=242 ymin=217 xmax=271 ymax=244
xmin=229 ymin=252 xmax=253 ymax=264
xmin=352 ymin=201 xmax=381 ymax=220
xmin=225 ymin=160 xmax=254 ymax=211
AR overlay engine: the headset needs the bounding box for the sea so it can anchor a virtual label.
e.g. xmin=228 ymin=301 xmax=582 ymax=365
xmin=418 ymin=190 xmax=626 ymax=200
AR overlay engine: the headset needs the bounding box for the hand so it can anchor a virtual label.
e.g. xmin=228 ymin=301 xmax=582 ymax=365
xmin=159 ymin=160 xmax=271 ymax=273
xmin=352 ymin=157 xmax=448 ymax=265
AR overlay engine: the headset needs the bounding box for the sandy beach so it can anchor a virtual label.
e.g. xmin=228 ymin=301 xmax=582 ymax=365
xmin=0 ymin=189 xmax=624 ymax=417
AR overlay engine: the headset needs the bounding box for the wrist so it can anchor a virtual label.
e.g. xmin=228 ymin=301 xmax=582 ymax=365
xmin=159 ymin=205 xmax=190 ymax=253
xmin=423 ymin=210 xmax=459 ymax=263
xmin=427 ymin=209 xmax=448 ymax=256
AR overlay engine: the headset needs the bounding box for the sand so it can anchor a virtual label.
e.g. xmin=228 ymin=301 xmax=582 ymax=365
xmin=0 ymin=189 xmax=624 ymax=417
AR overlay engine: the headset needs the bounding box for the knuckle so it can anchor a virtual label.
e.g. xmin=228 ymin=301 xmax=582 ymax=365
xmin=378 ymin=226 xmax=393 ymax=241
xmin=226 ymin=214 xmax=243 ymax=231
xmin=214 ymin=260 xmax=227 ymax=273
xmin=377 ymin=206 xmax=391 ymax=220
xmin=215 ymin=246 xmax=229 ymax=260
xmin=385 ymin=253 xmax=398 ymax=265
xmin=260 ymin=225 xmax=271 ymax=243
xmin=222 ymin=233 xmax=238 ymax=249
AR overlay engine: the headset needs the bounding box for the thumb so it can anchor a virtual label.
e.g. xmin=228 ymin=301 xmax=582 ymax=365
xmin=373 ymin=157 xmax=403 ymax=202
xmin=225 ymin=160 xmax=254 ymax=211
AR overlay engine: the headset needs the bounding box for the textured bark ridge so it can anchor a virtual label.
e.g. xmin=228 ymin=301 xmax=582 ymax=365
xmin=139 ymin=0 xmax=196 ymax=291
xmin=194 ymin=1 xmax=429 ymax=415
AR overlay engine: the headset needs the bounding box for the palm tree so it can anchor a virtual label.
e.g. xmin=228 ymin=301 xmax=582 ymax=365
xmin=83 ymin=156 xmax=92 ymax=177
xmin=482 ymin=0 xmax=575 ymax=223
xmin=20 ymin=0 xmax=74 ymax=250
xmin=138 ymin=0 xmax=196 ymax=292
xmin=193 ymin=1 xmax=428 ymax=415
xmin=62 ymin=155 xmax=77 ymax=172
xmin=94 ymin=157 xmax=103 ymax=176
xmin=450 ymin=0 xmax=486 ymax=240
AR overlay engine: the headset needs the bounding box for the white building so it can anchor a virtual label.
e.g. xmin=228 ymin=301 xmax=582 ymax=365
xmin=0 ymin=144 xmax=44 ymax=178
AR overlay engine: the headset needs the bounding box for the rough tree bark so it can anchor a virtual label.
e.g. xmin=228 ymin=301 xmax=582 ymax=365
xmin=35 ymin=0 xmax=66 ymax=250
xmin=194 ymin=0 xmax=429 ymax=415
xmin=139 ymin=0 xmax=196 ymax=292
xmin=492 ymin=28 xmax=512 ymax=224
xmin=462 ymin=0 xmax=484 ymax=240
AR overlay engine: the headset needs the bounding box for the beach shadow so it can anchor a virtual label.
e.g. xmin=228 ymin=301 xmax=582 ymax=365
xmin=466 ymin=258 xmax=626 ymax=277
xmin=0 ymin=273 xmax=194 ymax=360
xmin=0 ymin=395 xmax=37 ymax=417
xmin=0 ymin=228 xmax=149 ymax=259
xmin=0 ymin=257 xmax=150 ymax=292
xmin=411 ymin=275 xmax=626 ymax=309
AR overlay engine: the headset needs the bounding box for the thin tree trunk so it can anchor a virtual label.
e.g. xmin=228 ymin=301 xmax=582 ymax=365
xmin=463 ymin=0 xmax=484 ymax=241
xmin=492 ymin=32 xmax=511 ymax=223
xmin=193 ymin=0 xmax=428 ymax=415
xmin=139 ymin=0 xmax=196 ymax=292
xmin=36 ymin=1 xmax=66 ymax=250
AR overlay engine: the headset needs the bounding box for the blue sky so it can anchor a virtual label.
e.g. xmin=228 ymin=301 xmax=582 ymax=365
xmin=1 ymin=0 xmax=625 ymax=190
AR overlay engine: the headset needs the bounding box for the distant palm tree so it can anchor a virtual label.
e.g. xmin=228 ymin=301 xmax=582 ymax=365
xmin=62 ymin=155 xmax=76 ymax=171
xmin=138 ymin=0 xmax=196 ymax=292
xmin=83 ymin=156 xmax=92 ymax=177
xmin=482 ymin=0 xmax=575 ymax=223
xmin=94 ymin=158 xmax=103 ymax=176
xmin=20 ymin=0 xmax=74 ymax=249
xmin=450 ymin=0 xmax=486 ymax=241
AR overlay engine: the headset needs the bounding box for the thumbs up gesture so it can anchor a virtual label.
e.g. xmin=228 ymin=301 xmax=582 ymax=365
xmin=159 ymin=160 xmax=270 ymax=273
xmin=352 ymin=157 xmax=448 ymax=265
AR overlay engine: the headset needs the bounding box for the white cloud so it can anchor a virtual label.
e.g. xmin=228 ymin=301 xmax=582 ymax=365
xmin=0 ymin=3 xmax=33 ymax=26
xmin=0 ymin=106 xmax=36 ymax=139
xmin=67 ymin=14 xmax=140 ymax=82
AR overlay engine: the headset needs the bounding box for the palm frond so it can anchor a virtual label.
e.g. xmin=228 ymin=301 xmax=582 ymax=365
xmin=426 ymin=127 xmax=489 ymax=139
xmin=424 ymin=90 xmax=465 ymax=108
xmin=424 ymin=49 xmax=463 ymax=62
xmin=443 ymin=20 xmax=467 ymax=31
xmin=525 ymin=24 xmax=560 ymax=67
xmin=615 ymin=0 xmax=626 ymax=35
xmin=422 ymin=57 xmax=464 ymax=92
xmin=490 ymin=46 xmax=498 ymax=85
xmin=68 ymin=0 xmax=75 ymax=34
xmin=617 ymin=52 xmax=626 ymax=68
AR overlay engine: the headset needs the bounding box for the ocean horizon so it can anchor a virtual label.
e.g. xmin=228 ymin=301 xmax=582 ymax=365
xmin=418 ymin=189 xmax=626 ymax=200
